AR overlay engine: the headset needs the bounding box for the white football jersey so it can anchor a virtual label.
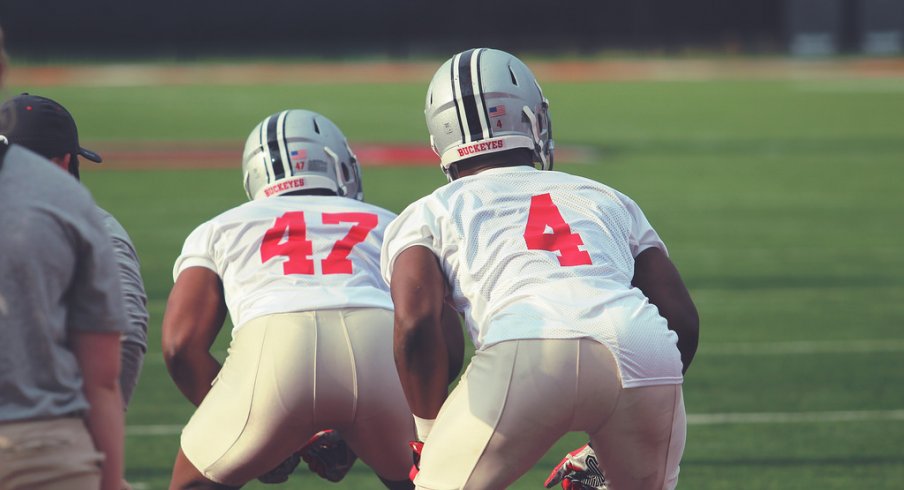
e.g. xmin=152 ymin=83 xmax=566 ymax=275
xmin=175 ymin=196 xmax=396 ymax=335
xmin=382 ymin=166 xmax=682 ymax=387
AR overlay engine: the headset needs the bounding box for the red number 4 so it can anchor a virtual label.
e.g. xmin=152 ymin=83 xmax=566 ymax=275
xmin=260 ymin=211 xmax=378 ymax=275
xmin=523 ymin=193 xmax=592 ymax=266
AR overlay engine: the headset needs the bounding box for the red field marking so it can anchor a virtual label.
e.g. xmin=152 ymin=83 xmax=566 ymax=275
xmin=90 ymin=142 xmax=439 ymax=169
xmin=88 ymin=142 xmax=592 ymax=170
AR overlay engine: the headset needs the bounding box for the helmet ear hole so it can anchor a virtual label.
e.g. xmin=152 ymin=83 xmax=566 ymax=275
xmin=341 ymin=162 xmax=350 ymax=181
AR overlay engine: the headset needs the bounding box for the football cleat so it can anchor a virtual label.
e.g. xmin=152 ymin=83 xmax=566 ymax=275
xmin=408 ymin=440 xmax=424 ymax=482
xmin=545 ymin=443 xmax=608 ymax=490
xmin=299 ymin=429 xmax=358 ymax=483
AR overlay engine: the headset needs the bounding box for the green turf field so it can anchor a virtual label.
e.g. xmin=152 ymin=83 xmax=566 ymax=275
xmin=8 ymin=70 xmax=904 ymax=489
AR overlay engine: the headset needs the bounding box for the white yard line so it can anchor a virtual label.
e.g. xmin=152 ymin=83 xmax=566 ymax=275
xmin=700 ymin=339 xmax=904 ymax=355
xmin=687 ymin=409 xmax=904 ymax=425
xmin=127 ymin=409 xmax=904 ymax=436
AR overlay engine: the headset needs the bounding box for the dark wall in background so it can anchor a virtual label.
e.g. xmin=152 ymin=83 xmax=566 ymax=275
xmin=1 ymin=0 xmax=898 ymax=60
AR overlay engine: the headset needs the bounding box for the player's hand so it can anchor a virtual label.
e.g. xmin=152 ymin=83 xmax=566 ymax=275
xmin=544 ymin=443 xmax=607 ymax=489
xmin=299 ymin=429 xmax=358 ymax=483
xmin=409 ymin=440 xmax=424 ymax=482
xmin=257 ymin=451 xmax=301 ymax=484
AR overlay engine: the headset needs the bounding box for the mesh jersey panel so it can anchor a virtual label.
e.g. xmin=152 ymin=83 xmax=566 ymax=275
xmin=383 ymin=166 xmax=682 ymax=387
xmin=176 ymin=196 xmax=396 ymax=334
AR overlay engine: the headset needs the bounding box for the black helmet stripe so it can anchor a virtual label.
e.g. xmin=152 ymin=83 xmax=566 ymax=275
xmin=265 ymin=112 xmax=286 ymax=181
xmin=454 ymin=48 xmax=490 ymax=143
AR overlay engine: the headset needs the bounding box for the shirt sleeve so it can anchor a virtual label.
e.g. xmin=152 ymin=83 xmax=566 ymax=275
xmin=109 ymin=235 xmax=148 ymax=408
xmin=67 ymin=206 xmax=128 ymax=335
xmin=109 ymin=235 xmax=149 ymax=347
xmin=173 ymin=221 xmax=218 ymax=282
xmin=380 ymin=199 xmax=440 ymax=286
xmin=616 ymin=191 xmax=669 ymax=258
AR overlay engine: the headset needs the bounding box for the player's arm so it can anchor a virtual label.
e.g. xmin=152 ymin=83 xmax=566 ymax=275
xmin=632 ymin=247 xmax=699 ymax=374
xmin=161 ymin=266 xmax=228 ymax=406
xmin=390 ymin=245 xmax=454 ymax=421
xmin=442 ymin=300 xmax=465 ymax=383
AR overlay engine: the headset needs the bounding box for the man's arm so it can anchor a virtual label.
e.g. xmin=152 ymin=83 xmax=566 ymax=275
xmin=161 ymin=266 xmax=228 ymax=406
xmin=72 ymin=330 xmax=124 ymax=490
xmin=632 ymin=247 xmax=699 ymax=374
xmin=390 ymin=245 xmax=458 ymax=420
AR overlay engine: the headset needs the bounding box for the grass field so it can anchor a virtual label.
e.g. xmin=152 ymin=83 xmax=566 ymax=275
xmin=8 ymin=62 xmax=904 ymax=489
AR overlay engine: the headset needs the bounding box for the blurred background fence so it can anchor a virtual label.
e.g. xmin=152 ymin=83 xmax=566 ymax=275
xmin=2 ymin=0 xmax=902 ymax=61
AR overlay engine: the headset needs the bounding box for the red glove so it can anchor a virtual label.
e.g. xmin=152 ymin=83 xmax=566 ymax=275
xmin=544 ymin=443 xmax=607 ymax=490
xmin=409 ymin=440 xmax=424 ymax=482
xmin=298 ymin=429 xmax=358 ymax=483
xmin=257 ymin=451 xmax=301 ymax=484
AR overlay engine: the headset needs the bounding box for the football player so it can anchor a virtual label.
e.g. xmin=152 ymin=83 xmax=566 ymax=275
xmin=382 ymin=48 xmax=699 ymax=489
xmin=162 ymin=110 xmax=415 ymax=489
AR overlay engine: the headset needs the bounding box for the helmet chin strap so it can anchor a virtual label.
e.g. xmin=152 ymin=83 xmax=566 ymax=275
xmin=324 ymin=146 xmax=347 ymax=197
xmin=445 ymin=163 xmax=460 ymax=182
xmin=521 ymin=105 xmax=550 ymax=170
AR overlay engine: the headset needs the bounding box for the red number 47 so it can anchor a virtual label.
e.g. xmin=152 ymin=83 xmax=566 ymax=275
xmin=260 ymin=211 xmax=378 ymax=275
xmin=523 ymin=193 xmax=592 ymax=266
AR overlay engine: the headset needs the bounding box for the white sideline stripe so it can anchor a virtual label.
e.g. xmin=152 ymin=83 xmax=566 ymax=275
xmin=144 ymin=340 xmax=904 ymax=365
xmin=687 ymin=409 xmax=904 ymax=425
xmin=126 ymin=410 xmax=904 ymax=436
xmin=700 ymin=339 xmax=904 ymax=355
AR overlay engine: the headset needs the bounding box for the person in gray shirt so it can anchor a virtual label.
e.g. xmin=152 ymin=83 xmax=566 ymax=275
xmin=0 ymin=93 xmax=149 ymax=407
xmin=0 ymin=25 xmax=127 ymax=490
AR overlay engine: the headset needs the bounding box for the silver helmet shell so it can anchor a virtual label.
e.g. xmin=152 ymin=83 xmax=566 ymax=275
xmin=242 ymin=109 xmax=363 ymax=201
xmin=425 ymin=48 xmax=553 ymax=180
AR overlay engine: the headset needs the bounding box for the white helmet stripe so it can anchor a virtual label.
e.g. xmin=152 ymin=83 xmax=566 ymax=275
xmin=469 ymin=49 xmax=491 ymax=140
xmin=263 ymin=113 xmax=287 ymax=181
xmin=275 ymin=110 xmax=292 ymax=178
xmin=451 ymin=51 xmax=469 ymax=142
xmin=258 ymin=115 xmax=274 ymax=184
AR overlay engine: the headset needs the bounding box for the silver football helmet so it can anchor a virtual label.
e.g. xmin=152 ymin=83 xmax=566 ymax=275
xmin=242 ymin=109 xmax=363 ymax=201
xmin=425 ymin=48 xmax=553 ymax=180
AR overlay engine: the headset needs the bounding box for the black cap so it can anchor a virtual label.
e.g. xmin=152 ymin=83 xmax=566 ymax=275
xmin=0 ymin=93 xmax=102 ymax=177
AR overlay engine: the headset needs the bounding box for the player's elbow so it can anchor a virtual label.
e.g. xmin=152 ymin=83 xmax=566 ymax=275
xmin=161 ymin=332 xmax=194 ymax=375
xmin=675 ymin=302 xmax=700 ymax=343
xmin=394 ymin=311 xmax=438 ymax=363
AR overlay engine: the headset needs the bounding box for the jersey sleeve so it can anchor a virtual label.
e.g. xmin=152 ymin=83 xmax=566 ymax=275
xmin=110 ymin=234 xmax=148 ymax=407
xmin=616 ymin=191 xmax=669 ymax=258
xmin=172 ymin=220 xmax=218 ymax=281
xmin=380 ymin=199 xmax=440 ymax=286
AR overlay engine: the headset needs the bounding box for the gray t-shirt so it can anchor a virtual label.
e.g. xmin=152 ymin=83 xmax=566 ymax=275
xmin=97 ymin=207 xmax=149 ymax=407
xmin=0 ymin=145 xmax=127 ymax=421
